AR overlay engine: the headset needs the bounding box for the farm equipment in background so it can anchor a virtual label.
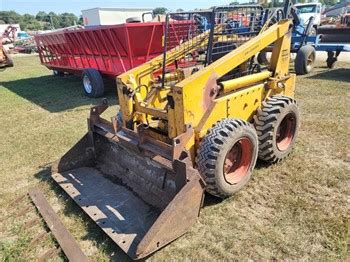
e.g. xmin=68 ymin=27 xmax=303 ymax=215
xmin=256 ymin=5 xmax=318 ymax=75
xmin=0 ymin=25 xmax=16 ymax=68
xmin=0 ymin=41 xmax=14 ymax=68
xmin=257 ymin=6 xmax=350 ymax=74
xmin=317 ymin=12 xmax=350 ymax=68
xmin=294 ymin=2 xmax=323 ymax=35
xmin=289 ymin=11 xmax=350 ymax=71
xmin=51 ymin=0 xmax=300 ymax=259
xmin=13 ymin=36 xmax=38 ymax=54
xmin=1 ymin=25 xmax=17 ymax=45
xmin=35 ymin=19 xmax=193 ymax=98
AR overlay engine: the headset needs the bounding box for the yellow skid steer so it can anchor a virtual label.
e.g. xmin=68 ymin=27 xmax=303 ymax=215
xmin=52 ymin=1 xmax=300 ymax=259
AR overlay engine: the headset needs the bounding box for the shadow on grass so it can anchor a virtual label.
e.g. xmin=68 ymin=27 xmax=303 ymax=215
xmin=203 ymin=159 xmax=271 ymax=207
xmin=306 ymin=68 xmax=350 ymax=82
xmin=0 ymin=75 xmax=118 ymax=113
xmin=34 ymin=168 xmax=132 ymax=261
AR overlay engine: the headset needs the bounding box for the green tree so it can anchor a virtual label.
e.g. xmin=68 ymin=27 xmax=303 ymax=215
xmin=36 ymin=11 xmax=50 ymax=22
xmin=48 ymin=12 xmax=60 ymax=29
xmin=78 ymin=16 xmax=84 ymax=25
xmin=20 ymin=13 xmax=42 ymax=30
xmin=59 ymin=13 xmax=77 ymax=28
xmin=319 ymin=0 xmax=337 ymax=6
xmin=153 ymin=7 xmax=168 ymax=15
xmin=0 ymin=11 xmax=22 ymax=24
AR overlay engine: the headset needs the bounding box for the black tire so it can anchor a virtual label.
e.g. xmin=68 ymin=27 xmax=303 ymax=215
xmin=53 ymin=70 xmax=64 ymax=77
xmin=196 ymin=119 xmax=258 ymax=198
xmin=257 ymin=51 xmax=268 ymax=65
xmin=295 ymin=45 xmax=316 ymax=75
xmin=254 ymin=96 xmax=300 ymax=164
xmin=82 ymin=68 xmax=105 ymax=98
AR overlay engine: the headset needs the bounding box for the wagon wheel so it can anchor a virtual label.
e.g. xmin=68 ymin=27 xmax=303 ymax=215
xmin=295 ymin=45 xmax=316 ymax=75
xmin=82 ymin=68 xmax=105 ymax=98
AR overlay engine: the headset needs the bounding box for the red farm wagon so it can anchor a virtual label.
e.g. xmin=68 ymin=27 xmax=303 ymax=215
xmin=35 ymin=21 xmax=193 ymax=97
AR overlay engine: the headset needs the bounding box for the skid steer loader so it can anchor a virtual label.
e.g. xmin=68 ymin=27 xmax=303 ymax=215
xmin=52 ymin=1 xmax=300 ymax=259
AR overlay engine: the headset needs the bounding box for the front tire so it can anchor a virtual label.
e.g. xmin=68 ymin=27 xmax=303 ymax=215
xmin=254 ymin=96 xmax=300 ymax=164
xmin=196 ymin=119 xmax=258 ymax=198
xmin=82 ymin=68 xmax=104 ymax=98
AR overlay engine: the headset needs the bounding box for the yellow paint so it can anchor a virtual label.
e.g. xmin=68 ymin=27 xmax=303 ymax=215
xmin=220 ymin=71 xmax=271 ymax=92
xmin=116 ymin=17 xmax=295 ymax=158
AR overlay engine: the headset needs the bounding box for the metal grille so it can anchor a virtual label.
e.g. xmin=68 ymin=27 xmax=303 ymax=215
xmin=208 ymin=5 xmax=264 ymax=64
xmin=161 ymin=5 xmax=267 ymax=86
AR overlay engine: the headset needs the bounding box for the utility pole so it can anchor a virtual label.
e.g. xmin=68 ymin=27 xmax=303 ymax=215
xmin=49 ymin=15 xmax=54 ymax=30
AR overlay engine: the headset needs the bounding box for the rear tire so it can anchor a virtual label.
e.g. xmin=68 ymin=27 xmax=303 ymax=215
xmin=295 ymin=45 xmax=316 ymax=75
xmin=254 ymin=96 xmax=300 ymax=164
xmin=82 ymin=68 xmax=105 ymax=98
xmin=196 ymin=119 xmax=258 ymax=198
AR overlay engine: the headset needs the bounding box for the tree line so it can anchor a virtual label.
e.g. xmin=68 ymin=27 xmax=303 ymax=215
xmin=0 ymin=11 xmax=82 ymax=31
xmin=0 ymin=8 xmax=168 ymax=31
xmin=0 ymin=0 xmax=344 ymax=31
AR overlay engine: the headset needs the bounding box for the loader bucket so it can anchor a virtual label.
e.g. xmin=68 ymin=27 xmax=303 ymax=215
xmin=52 ymin=128 xmax=205 ymax=259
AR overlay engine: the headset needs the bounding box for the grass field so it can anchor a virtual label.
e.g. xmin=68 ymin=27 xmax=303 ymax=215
xmin=0 ymin=55 xmax=349 ymax=261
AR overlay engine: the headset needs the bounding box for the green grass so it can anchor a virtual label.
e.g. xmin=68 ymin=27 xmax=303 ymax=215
xmin=0 ymin=55 xmax=349 ymax=261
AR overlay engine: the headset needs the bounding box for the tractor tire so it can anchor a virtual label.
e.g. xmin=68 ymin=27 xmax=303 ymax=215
xmin=53 ymin=70 xmax=64 ymax=76
xmin=257 ymin=51 xmax=268 ymax=65
xmin=196 ymin=118 xmax=258 ymax=198
xmin=295 ymin=45 xmax=316 ymax=75
xmin=254 ymin=96 xmax=300 ymax=164
xmin=82 ymin=68 xmax=105 ymax=98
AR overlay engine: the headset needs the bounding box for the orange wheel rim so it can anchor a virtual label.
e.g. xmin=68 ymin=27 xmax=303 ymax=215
xmin=224 ymin=137 xmax=253 ymax=185
xmin=276 ymin=113 xmax=297 ymax=151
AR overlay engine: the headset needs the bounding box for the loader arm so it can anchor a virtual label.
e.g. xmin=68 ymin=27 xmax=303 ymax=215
xmin=171 ymin=19 xmax=293 ymax=138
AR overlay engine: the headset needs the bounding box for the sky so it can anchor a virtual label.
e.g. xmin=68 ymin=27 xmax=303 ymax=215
xmin=1 ymin=0 xmax=242 ymax=15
